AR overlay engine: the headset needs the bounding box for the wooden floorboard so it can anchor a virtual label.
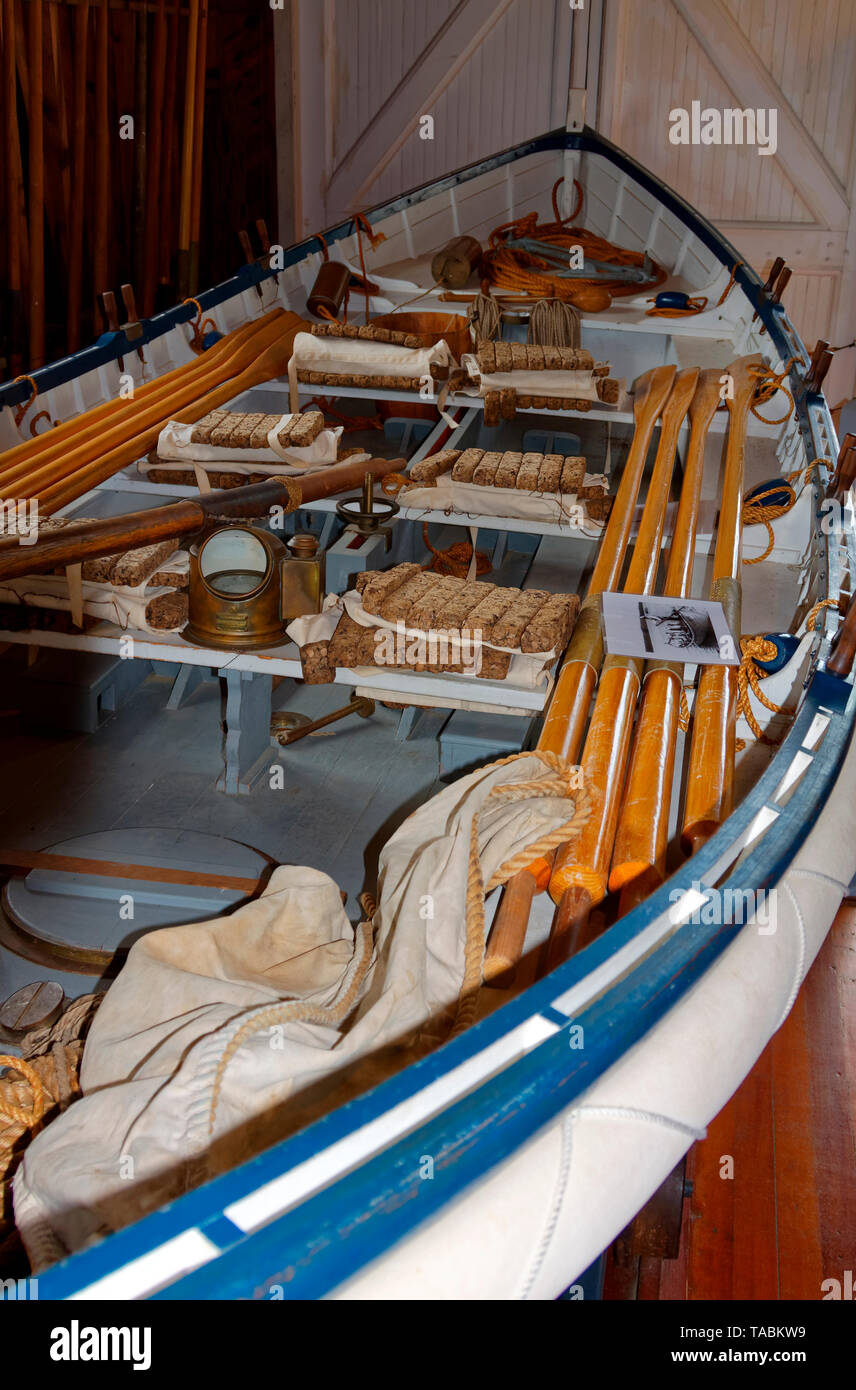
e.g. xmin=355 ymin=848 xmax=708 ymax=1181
xmin=0 ymin=669 xmax=452 ymax=914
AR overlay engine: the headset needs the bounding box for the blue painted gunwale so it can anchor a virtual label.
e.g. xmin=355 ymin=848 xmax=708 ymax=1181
xmin=0 ymin=126 xmax=800 ymax=407
xmin=16 ymin=129 xmax=853 ymax=1300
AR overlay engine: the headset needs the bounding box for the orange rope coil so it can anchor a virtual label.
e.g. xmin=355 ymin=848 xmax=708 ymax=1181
xmin=479 ymin=178 xmax=667 ymax=304
xmin=421 ymin=522 xmax=491 ymax=578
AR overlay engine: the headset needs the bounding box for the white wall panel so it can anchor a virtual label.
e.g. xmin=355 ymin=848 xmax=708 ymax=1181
xmin=284 ymin=0 xmax=855 ymax=395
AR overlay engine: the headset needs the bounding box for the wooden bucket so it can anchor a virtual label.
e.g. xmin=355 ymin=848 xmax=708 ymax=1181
xmin=370 ymin=312 xmax=469 ymax=420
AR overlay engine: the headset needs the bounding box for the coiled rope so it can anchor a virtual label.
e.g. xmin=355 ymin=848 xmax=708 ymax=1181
xmin=749 ymin=359 xmax=798 ymax=424
xmin=736 ymin=635 xmax=793 ymax=744
xmin=527 ymin=297 xmax=581 ymax=347
xmin=644 ymin=260 xmax=744 ymax=318
xmin=421 ymin=522 xmax=491 ymax=578
xmin=467 ymin=292 xmax=502 ymax=344
xmin=735 ymin=599 xmax=837 ymax=748
xmin=741 ymin=457 xmax=828 ymax=565
xmin=480 ymin=178 xmax=667 ymax=303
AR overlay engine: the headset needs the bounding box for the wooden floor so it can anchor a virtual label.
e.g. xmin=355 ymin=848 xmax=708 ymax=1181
xmin=604 ymin=902 xmax=856 ymax=1300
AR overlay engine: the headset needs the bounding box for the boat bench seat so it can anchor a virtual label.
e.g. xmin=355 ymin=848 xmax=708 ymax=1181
xmin=8 ymin=649 xmax=149 ymax=734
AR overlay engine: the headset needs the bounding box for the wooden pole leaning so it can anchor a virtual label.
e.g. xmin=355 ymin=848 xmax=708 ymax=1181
xmin=0 ymin=459 xmax=407 ymax=582
xmin=609 ymin=368 xmax=724 ymax=913
xmin=93 ymin=0 xmax=109 ymax=319
xmin=141 ymin=0 xmax=167 ymax=316
xmin=176 ymin=0 xmax=201 ymax=302
xmin=3 ymin=0 xmax=23 ymax=374
xmin=541 ymin=367 xmax=699 ymax=974
xmin=482 ymin=363 xmax=677 ymax=984
xmin=27 ymin=0 xmax=46 ymax=369
xmin=66 ymin=0 xmax=90 ymax=354
xmin=0 ymin=310 xmax=286 ymax=489
xmin=188 ymin=0 xmax=208 ymax=296
xmin=681 ymin=354 xmax=763 ymax=856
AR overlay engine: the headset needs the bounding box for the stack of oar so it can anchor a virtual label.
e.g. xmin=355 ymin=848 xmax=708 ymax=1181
xmin=0 ymin=310 xmax=306 ymax=515
xmin=484 ymin=354 xmax=762 ymax=983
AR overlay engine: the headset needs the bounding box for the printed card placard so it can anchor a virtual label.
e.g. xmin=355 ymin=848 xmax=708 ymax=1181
xmin=601 ymin=592 xmax=739 ymax=665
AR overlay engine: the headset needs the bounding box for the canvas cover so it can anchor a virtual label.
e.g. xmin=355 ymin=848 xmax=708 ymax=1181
xmin=14 ymin=752 xmax=584 ymax=1268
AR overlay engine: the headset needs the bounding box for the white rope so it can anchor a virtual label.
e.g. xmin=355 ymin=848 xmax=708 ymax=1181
xmin=518 ymin=1112 xmax=576 ymax=1300
xmin=573 ymin=1104 xmax=707 ymax=1143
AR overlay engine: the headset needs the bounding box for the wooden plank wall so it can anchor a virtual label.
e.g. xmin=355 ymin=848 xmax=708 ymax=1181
xmin=602 ymin=902 xmax=856 ymax=1301
xmin=598 ymin=0 xmax=856 ymax=404
xmin=0 ymin=0 xmax=279 ymax=382
xmin=288 ymin=0 xmax=855 ymax=403
xmin=289 ymin=0 xmax=575 ymax=233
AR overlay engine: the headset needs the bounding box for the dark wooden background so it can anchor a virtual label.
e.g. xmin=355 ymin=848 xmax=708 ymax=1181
xmin=0 ymin=0 xmax=281 ymax=380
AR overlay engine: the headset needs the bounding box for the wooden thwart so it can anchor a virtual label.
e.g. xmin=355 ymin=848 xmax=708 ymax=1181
xmin=0 ymin=849 xmax=265 ymax=895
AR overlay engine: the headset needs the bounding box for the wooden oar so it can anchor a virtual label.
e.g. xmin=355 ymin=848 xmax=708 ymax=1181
xmin=131 ymin=5 xmax=148 ymax=297
xmin=157 ymin=0 xmax=180 ymax=299
xmin=0 ymin=310 xmax=283 ymax=477
xmin=66 ymin=0 xmax=90 ymax=353
xmin=483 ymin=363 xmax=676 ymax=984
xmin=93 ymin=0 xmax=109 ymax=319
xmin=35 ymin=314 xmax=308 ymax=513
xmin=141 ymin=0 xmax=168 ymax=316
xmin=609 ymin=368 xmax=724 ymax=912
xmin=27 ymin=0 xmax=45 ymax=368
xmin=681 ymin=354 xmax=763 ymax=855
xmin=0 ymin=311 xmax=285 ymax=489
xmin=188 ymin=0 xmax=209 ymax=296
xmin=13 ymin=312 xmax=302 ymax=507
xmin=3 ymin=0 xmax=23 ymax=374
xmin=176 ymin=0 xmax=201 ymax=301
xmin=541 ymin=367 xmax=699 ymax=973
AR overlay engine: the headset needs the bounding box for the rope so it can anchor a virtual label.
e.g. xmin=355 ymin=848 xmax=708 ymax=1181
xmin=644 ymin=261 xmax=744 ymax=318
xmin=29 ymin=408 xmax=60 ymax=436
xmin=805 ymin=597 xmax=837 ymax=631
xmin=381 ymin=472 xmax=410 ymax=497
xmin=183 ymin=297 xmax=217 ymax=351
xmin=678 ymin=686 xmax=690 ymax=731
xmin=354 ymin=212 xmax=386 ymax=324
xmin=479 ymin=177 xmax=666 ymax=304
xmin=467 ymin=292 xmax=502 ymax=344
xmin=737 ymin=634 xmax=795 ymax=745
xmin=741 ymin=480 xmax=796 ymax=564
xmin=749 ymin=361 xmax=796 ymax=424
xmin=208 ymin=920 xmax=374 ymax=1133
xmin=20 ymin=992 xmax=102 ymax=1059
xmin=741 ymin=458 xmax=827 ymax=564
xmin=421 ymin=522 xmax=491 ymax=577
xmin=527 ymin=297 xmax=580 ymax=347
xmin=646 ymin=295 xmax=708 ymax=318
xmin=307 ymin=395 xmax=384 ymax=432
xmin=453 ymin=750 xmax=591 ymax=1035
xmin=0 ymin=1055 xmax=46 ymax=1128
xmin=13 ymin=375 xmax=38 ymax=427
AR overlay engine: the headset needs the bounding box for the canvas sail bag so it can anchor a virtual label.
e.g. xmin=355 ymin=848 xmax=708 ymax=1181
xmin=14 ymin=752 xmax=586 ymax=1268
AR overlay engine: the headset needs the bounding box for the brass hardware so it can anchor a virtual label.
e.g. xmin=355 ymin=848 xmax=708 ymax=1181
xmin=282 ymin=532 xmax=325 ymax=620
xmin=336 ymin=473 xmax=399 ymax=550
xmin=271 ymin=695 xmax=374 ymax=745
xmin=185 ymin=524 xmax=289 ymax=651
